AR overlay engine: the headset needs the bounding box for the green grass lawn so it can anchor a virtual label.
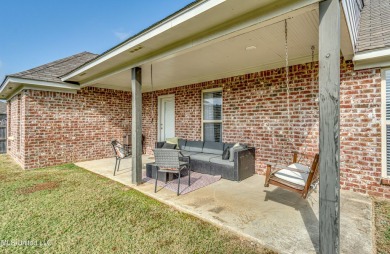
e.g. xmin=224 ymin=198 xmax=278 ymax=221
xmin=0 ymin=155 xmax=274 ymax=254
xmin=375 ymin=198 xmax=390 ymax=254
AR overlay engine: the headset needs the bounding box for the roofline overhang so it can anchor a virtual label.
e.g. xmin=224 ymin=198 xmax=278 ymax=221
xmin=0 ymin=76 xmax=80 ymax=100
xmin=63 ymin=0 xmax=321 ymax=87
xmin=60 ymin=0 xmax=219 ymax=81
xmin=353 ymin=48 xmax=390 ymax=70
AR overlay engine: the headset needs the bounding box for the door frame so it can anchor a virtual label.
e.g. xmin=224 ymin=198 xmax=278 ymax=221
xmin=157 ymin=94 xmax=175 ymax=141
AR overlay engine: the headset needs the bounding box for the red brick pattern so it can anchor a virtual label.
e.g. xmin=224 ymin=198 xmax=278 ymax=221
xmin=7 ymin=93 xmax=26 ymax=167
xmin=141 ymin=59 xmax=388 ymax=197
xmin=339 ymin=63 xmax=386 ymax=197
xmin=6 ymin=59 xmax=390 ymax=197
xmin=18 ymin=88 xmax=131 ymax=169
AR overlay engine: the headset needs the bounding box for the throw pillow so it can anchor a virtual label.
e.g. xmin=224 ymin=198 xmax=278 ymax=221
xmin=222 ymin=147 xmax=230 ymax=160
xmin=165 ymin=137 xmax=179 ymax=148
xmin=162 ymin=143 xmax=176 ymax=149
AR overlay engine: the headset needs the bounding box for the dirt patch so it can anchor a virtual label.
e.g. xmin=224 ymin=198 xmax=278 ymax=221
xmin=0 ymin=175 xmax=7 ymax=181
xmin=209 ymin=206 xmax=224 ymax=214
xmin=18 ymin=182 xmax=60 ymax=195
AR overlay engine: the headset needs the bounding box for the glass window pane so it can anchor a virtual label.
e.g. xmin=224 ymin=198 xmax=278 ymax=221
xmin=204 ymin=123 xmax=222 ymax=142
xmin=203 ymin=91 xmax=222 ymax=120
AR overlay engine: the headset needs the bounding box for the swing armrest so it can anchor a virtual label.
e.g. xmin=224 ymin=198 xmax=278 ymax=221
xmin=264 ymin=162 xmax=284 ymax=174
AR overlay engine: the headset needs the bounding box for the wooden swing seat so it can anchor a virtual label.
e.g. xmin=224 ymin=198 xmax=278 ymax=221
xmin=264 ymin=151 xmax=319 ymax=199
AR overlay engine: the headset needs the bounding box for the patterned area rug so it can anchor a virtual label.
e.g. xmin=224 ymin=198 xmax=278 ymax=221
xmin=142 ymin=171 xmax=221 ymax=195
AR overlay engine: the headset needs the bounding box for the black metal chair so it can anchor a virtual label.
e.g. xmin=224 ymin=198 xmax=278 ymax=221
xmin=111 ymin=140 xmax=131 ymax=176
xmin=152 ymin=149 xmax=190 ymax=196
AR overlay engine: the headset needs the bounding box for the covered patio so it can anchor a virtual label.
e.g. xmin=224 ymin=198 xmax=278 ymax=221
xmin=75 ymin=156 xmax=373 ymax=254
xmin=62 ymin=0 xmax=371 ymax=253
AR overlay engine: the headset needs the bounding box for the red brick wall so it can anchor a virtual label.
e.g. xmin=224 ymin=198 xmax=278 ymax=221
xmin=6 ymin=59 xmax=389 ymax=197
xmin=142 ymin=63 xmax=319 ymax=168
xmin=7 ymin=93 xmax=26 ymax=167
xmin=20 ymin=87 xmax=131 ymax=169
xmin=339 ymin=63 xmax=385 ymax=197
xmin=141 ymin=59 xmax=388 ymax=198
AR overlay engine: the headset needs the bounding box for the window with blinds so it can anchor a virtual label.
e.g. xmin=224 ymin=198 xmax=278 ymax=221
xmin=202 ymin=89 xmax=222 ymax=142
xmin=385 ymin=70 xmax=390 ymax=176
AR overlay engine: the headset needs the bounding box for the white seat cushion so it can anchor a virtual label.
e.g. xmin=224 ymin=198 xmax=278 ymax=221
xmin=274 ymin=163 xmax=309 ymax=187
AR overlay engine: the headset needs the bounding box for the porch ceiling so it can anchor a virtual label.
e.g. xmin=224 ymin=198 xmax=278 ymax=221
xmin=93 ymin=8 xmax=320 ymax=92
xmin=82 ymin=1 xmax=352 ymax=93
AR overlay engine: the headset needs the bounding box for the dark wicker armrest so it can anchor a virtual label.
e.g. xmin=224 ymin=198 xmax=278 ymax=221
xmin=235 ymin=147 xmax=255 ymax=181
xmin=179 ymin=151 xmax=190 ymax=163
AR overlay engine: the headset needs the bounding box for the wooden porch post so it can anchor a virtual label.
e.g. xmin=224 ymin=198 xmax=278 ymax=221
xmin=131 ymin=67 xmax=142 ymax=185
xmin=319 ymin=0 xmax=340 ymax=253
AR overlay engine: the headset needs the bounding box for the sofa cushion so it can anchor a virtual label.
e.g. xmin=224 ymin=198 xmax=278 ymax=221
xmin=184 ymin=141 xmax=204 ymax=152
xmin=190 ymin=153 xmax=220 ymax=162
xmin=222 ymin=147 xmax=229 ymax=160
xmin=274 ymin=163 xmax=309 ymax=186
xmin=162 ymin=143 xmax=176 ymax=149
xmin=180 ymin=150 xmax=200 ymax=157
xmin=210 ymin=157 xmax=234 ymax=167
xmin=178 ymin=139 xmax=186 ymax=150
xmin=223 ymin=143 xmax=235 ymax=151
xmin=202 ymin=141 xmax=224 ymax=155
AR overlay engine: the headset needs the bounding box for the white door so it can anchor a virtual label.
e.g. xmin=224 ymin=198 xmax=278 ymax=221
xmin=159 ymin=95 xmax=175 ymax=141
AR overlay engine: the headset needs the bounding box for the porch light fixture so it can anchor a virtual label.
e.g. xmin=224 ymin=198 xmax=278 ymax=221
xmin=79 ymin=72 xmax=87 ymax=77
xmin=246 ymin=46 xmax=257 ymax=51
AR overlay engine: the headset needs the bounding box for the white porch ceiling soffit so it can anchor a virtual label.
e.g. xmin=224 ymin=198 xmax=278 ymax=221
xmin=62 ymin=0 xmax=323 ymax=91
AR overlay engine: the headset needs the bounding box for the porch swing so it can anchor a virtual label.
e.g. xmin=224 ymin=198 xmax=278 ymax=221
xmin=263 ymin=20 xmax=320 ymax=199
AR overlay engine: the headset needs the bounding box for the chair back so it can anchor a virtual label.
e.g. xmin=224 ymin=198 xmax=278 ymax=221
xmin=153 ymin=149 xmax=181 ymax=168
xmin=111 ymin=140 xmax=126 ymax=159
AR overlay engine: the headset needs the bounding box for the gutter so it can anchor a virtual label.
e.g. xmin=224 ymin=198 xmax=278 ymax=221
xmin=353 ymin=48 xmax=390 ymax=70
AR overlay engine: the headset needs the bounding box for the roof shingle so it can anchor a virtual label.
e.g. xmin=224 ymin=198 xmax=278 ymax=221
xmin=356 ymin=0 xmax=390 ymax=52
xmin=8 ymin=52 xmax=98 ymax=84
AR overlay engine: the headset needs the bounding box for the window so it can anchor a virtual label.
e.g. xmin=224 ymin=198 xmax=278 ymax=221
xmin=382 ymin=69 xmax=390 ymax=177
xmin=202 ymin=88 xmax=222 ymax=142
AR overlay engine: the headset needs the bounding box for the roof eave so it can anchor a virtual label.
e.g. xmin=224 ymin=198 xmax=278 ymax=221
xmin=0 ymin=76 xmax=80 ymax=100
xmin=353 ymin=48 xmax=390 ymax=70
xmin=60 ymin=0 xmax=222 ymax=81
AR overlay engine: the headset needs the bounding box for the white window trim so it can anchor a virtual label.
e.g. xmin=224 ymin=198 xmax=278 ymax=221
xmin=381 ymin=68 xmax=390 ymax=178
xmin=201 ymin=88 xmax=223 ymax=141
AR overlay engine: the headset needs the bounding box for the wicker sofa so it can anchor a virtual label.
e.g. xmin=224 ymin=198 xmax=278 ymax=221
xmin=148 ymin=139 xmax=255 ymax=181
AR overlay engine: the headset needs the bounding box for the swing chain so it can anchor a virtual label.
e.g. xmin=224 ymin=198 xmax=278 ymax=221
xmin=151 ymin=64 xmax=155 ymax=126
xmin=283 ymin=19 xmax=296 ymax=164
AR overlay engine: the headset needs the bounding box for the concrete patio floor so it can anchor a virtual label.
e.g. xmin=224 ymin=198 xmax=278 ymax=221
xmin=76 ymin=156 xmax=373 ymax=254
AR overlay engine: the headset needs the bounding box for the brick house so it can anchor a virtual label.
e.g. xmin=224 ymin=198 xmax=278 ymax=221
xmin=0 ymin=0 xmax=389 ymax=198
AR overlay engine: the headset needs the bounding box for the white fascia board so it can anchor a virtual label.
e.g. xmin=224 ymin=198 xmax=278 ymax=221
xmin=0 ymin=77 xmax=79 ymax=94
xmin=61 ymin=0 xmax=224 ymax=81
xmin=353 ymin=48 xmax=390 ymax=61
xmin=0 ymin=77 xmax=80 ymax=100
xmin=5 ymin=85 xmax=78 ymax=101
xmin=353 ymin=48 xmax=390 ymax=70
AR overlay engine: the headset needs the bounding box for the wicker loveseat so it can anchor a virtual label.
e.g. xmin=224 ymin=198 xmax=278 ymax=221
xmin=147 ymin=139 xmax=255 ymax=181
